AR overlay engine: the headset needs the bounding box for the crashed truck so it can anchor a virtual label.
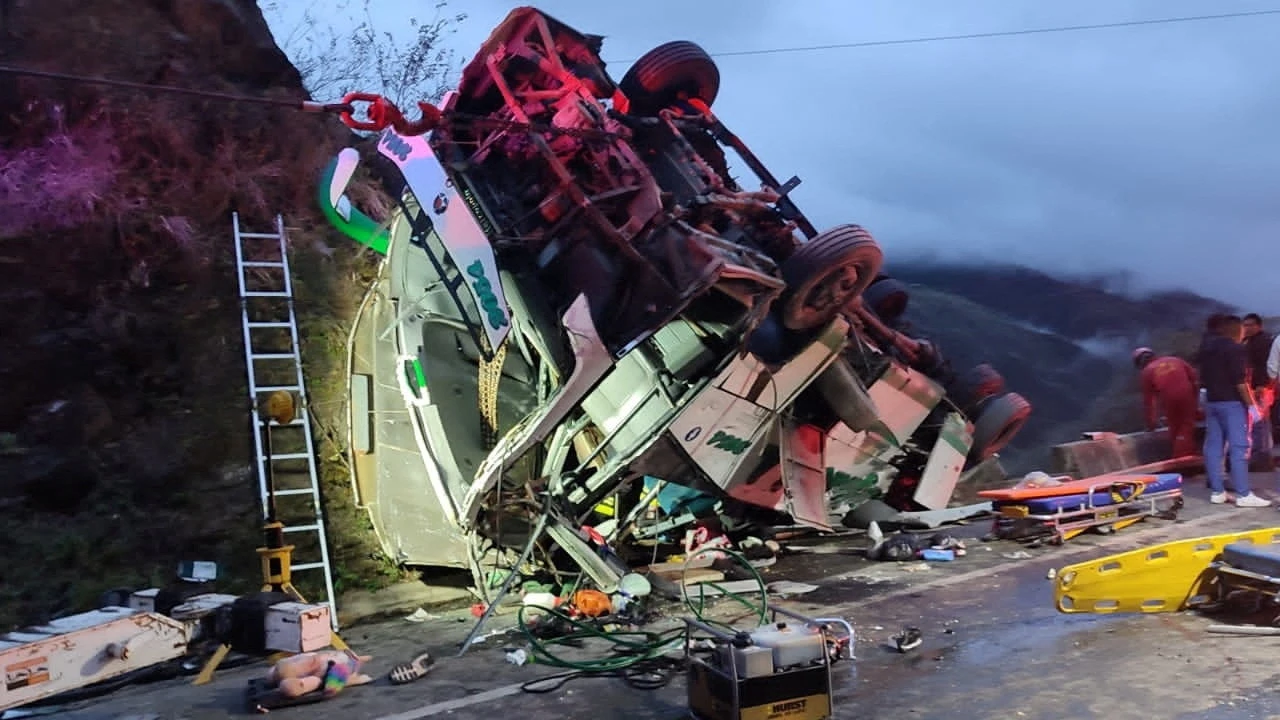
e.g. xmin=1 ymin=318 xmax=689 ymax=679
xmin=322 ymin=7 xmax=1032 ymax=589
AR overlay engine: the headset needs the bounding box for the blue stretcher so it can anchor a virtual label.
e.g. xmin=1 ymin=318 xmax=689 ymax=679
xmin=992 ymin=473 xmax=1184 ymax=544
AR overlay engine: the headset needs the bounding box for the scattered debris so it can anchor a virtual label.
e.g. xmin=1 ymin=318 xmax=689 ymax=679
xmin=404 ymin=608 xmax=437 ymax=623
xmin=388 ymin=652 xmax=434 ymax=685
xmin=893 ymin=627 xmax=923 ymax=653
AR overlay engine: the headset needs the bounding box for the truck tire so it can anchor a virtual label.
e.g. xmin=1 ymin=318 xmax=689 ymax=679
xmin=950 ymin=363 xmax=1005 ymax=413
xmin=969 ymin=392 xmax=1032 ymax=461
xmin=814 ymin=358 xmax=879 ymax=432
xmin=619 ymin=41 xmax=720 ymax=116
xmin=863 ymin=276 xmax=910 ymax=325
xmin=779 ymin=224 xmax=884 ymax=331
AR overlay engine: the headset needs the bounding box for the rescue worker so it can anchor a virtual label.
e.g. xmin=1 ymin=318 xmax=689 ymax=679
xmin=1243 ymin=314 xmax=1275 ymax=471
xmin=1133 ymin=347 xmax=1199 ymax=459
xmin=1199 ymin=315 xmax=1269 ymax=507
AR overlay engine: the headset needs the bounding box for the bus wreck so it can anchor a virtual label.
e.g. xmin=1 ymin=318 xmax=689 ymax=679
xmin=323 ymin=6 xmax=1032 ymax=592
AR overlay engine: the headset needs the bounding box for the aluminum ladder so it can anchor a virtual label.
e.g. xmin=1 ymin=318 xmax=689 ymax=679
xmin=232 ymin=212 xmax=338 ymax=629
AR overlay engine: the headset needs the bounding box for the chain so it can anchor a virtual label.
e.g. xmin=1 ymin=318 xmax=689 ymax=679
xmin=478 ymin=339 xmax=508 ymax=450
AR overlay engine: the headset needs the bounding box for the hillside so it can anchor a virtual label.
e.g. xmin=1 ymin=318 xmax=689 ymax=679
xmin=891 ymin=262 xmax=1236 ymax=340
xmin=898 ymin=286 xmax=1115 ymax=473
xmin=889 ymin=262 xmax=1236 ymax=472
xmin=0 ymin=0 xmax=399 ymax=629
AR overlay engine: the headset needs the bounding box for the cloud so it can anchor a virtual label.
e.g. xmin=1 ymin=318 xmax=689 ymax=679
xmin=309 ymin=0 xmax=1280 ymax=310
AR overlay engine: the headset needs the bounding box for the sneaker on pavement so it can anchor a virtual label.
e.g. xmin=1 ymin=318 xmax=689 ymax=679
xmin=1210 ymin=492 xmax=1230 ymax=504
xmin=1236 ymin=493 xmax=1271 ymax=508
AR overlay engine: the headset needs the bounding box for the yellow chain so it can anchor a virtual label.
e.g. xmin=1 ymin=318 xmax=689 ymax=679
xmin=478 ymin=339 xmax=507 ymax=450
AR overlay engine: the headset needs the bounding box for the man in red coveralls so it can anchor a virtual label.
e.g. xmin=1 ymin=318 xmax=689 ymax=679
xmin=1133 ymin=347 xmax=1200 ymax=458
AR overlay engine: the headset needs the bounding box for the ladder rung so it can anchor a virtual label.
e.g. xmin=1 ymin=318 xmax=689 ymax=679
xmin=291 ymin=562 xmax=325 ymax=571
xmin=251 ymin=353 xmax=297 ymax=360
xmin=271 ymin=488 xmax=313 ymax=497
xmin=256 ymin=385 xmax=301 ymax=392
xmin=264 ymin=452 xmax=312 ymax=461
xmin=242 ymin=261 xmax=286 ymax=268
xmin=247 ymin=322 xmax=292 ymax=329
xmin=240 ymin=232 xmax=283 ymax=239
xmin=284 ymin=524 xmax=320 ymax=533
xmin=243 ymin=291 xmax=291 ymax=297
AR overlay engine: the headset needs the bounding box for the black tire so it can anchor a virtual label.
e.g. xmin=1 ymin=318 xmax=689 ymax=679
xmin=863 ymin=276 xmax=910 ymax=325
xmin=814 ymin=358 xmax=879 ymax=432
xmin=779 ymin=224 xmax=884 ymax=331
xmin=950 ymin=363 xmax=1006 ymax=413
xmin=969 ymin=392 xmax=1032 ymax=461
xmin=619 ymin=41 xmax=720 ymax=116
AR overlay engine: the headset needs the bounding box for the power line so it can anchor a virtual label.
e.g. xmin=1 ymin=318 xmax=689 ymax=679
xmin=606 ymin=8 xmax=1280 ymax=63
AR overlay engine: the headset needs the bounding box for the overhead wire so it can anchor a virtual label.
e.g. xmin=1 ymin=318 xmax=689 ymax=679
xmin=606 ymin=8 xmax=1280 ymax=63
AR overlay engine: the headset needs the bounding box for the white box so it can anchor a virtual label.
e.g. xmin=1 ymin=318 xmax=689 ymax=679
xmin=264 ymin=602 xmax=332 ymax=653
xmin=128 ymin=589 xmax=160 ymax=613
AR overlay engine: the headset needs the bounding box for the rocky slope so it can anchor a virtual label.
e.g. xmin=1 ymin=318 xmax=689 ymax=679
xmin=0 ymin=0 xmax=396 ymax=629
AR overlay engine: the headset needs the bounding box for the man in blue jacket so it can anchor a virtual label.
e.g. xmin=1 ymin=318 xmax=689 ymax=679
xmin=1199 ymin=315 xmax=1270 ymax=506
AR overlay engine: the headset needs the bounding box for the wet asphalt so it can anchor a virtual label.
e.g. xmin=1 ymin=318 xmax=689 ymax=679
xmin=25 ymin=475 xmax=1280 ymax=720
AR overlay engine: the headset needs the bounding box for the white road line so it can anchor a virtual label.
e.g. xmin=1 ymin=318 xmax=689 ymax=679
xmin=374 ymin=682 xmax=528 ymax=720
xmin=374 ymin=510 xmax=1269 ymax=720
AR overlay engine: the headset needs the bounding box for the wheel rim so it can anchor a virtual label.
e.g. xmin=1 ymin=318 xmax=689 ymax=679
xmin=788 ymin=264 xmax=861 ymax=328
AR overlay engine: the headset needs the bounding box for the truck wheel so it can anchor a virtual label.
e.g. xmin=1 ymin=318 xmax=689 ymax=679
xmin=950 ymin=363 xmax=1005 ymax=413
xmin=969 ymin=392 xmax=1032 ymax=461
xmin=814 ymin=358 xmax=879 ymax=432
xmin=862 ymin=275 xmax=910 ymax=325
xmin=779 ymin=224 xmax=883 ymax=331
xmin=619 ymin=41 xmax=720 ymax=116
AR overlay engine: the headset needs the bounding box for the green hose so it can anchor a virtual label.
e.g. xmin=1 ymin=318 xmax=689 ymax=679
xmin=515 ymin=545 xmax=771 ymax=672
xmin=516 ymin=604 xmax=683 ymax=671
xmin=681 ymin=546 xmax=770 ymax=630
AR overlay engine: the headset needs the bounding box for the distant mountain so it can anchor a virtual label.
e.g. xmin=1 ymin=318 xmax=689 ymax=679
xmin=884 ymin=262 xmax=1235 ymax=474
xmin=889 ymin=262 xmax=1236 ymax=341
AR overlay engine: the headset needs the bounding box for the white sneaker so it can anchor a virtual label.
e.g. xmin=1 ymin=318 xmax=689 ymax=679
xmin=1210 ymin=492 xmax=1230 ymax=504
xmin=1236 ymin=493 xmax=1271 ymax=508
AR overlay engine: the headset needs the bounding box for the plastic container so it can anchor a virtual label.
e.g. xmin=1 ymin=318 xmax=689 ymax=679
xmin=748 ymin=622 xmax=825 ymax=667
xmin=920 ymin=548 xmax=956 ymax=562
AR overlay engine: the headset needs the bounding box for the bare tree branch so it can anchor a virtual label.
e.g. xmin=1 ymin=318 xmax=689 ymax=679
xmin=261 ymin=0 xmax=466 ymax=106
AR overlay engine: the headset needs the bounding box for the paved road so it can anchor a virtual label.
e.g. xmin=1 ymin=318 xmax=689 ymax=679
xmin=32 ymin=476 xmax=1280 ymax=720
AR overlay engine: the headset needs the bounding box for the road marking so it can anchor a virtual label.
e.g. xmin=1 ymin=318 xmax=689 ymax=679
xmin=374 ymin=682 xmax=527 ymax=720
xmin=819 ymin=510 xmax=1261 ymax=613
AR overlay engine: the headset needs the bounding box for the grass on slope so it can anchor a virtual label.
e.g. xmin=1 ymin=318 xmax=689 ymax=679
xmin=0 ymin=2 xmax=407 ymax=625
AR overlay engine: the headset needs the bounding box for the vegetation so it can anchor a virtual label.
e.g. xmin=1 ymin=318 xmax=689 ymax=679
xmin=0 ymin=0 xmax=462 ymax=628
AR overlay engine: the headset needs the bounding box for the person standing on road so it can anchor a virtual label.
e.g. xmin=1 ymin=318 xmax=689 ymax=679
xmin=1243 ymin=314 xmax=1275 ymax=471
xmin=1199 ymin=315 xmax=1270 ymax=507
xmin=1132 ymin=347 xmax=1199 ymax=459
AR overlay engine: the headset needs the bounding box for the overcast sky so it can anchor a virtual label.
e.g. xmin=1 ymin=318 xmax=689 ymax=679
xmin=266 ymin=1 xmax=1280 ymax=311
